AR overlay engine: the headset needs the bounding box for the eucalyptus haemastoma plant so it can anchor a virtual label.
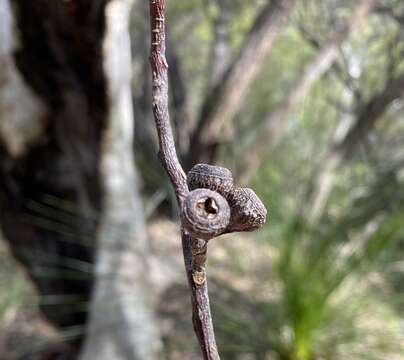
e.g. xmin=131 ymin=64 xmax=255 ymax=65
xmin=148 ymin=1 xmax=267 ymax=358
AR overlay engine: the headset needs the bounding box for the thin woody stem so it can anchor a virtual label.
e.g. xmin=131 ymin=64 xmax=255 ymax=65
xmin=182 ymin=233 xmax=220 ymax=359
xmin=149 ymin=0 xmax=188 ymax=201
xmin=148 ymin=1 xmax=220 ymax=358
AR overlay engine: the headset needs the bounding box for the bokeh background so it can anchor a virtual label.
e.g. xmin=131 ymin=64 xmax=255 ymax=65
xmin=0 ymin=0 xmax=404 ymax=359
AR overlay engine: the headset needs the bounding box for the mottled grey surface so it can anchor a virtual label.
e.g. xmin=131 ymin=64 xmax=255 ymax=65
xmin=187 ymin=163 xmax=267 ymax=234
xmin=182 ymin=188 xmax=230 ymax=240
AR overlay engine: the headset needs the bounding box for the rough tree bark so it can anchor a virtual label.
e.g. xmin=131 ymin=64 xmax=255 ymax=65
xmin=238 ymin=0 xmax=377 ymax=184
xmin=0 ymin=2 xmax=106 ymax=350
xmin=187 ymin=0 xmax=298 ymax=167
xmin=0 ymin=0 xmax=160 ymax=357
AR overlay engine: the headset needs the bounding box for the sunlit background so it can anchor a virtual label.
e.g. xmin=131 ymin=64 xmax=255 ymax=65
xmin=0 ymin=0 xmax=404 ymax=359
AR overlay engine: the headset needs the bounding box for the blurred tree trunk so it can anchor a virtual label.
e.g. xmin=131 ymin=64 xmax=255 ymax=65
xmin=0 ymin=0 xmax=160 ymax=357
xmin=170 ymin=0 xmax=233 ymax=161
xmin=307 ymin=72 xmax=404 ymax=223
xmin=0 ymin=1 xmax=105 ymax=349
xmin=133 ymin=0 xmax=158 ymax=165
xmin=79 ymin=1 xmax=161 ymax=359
xmin=187 ymin=0 xmax=298 ymax=167
xmin=167 ymin=31 xmax=192 ymax=158
xmin=207 ymin=0 xmax=232 ymax=87
xmin=238 ymin=0 xmax=376 ymax=184
xmin=133 ymin=0 xmax=298 ymax=175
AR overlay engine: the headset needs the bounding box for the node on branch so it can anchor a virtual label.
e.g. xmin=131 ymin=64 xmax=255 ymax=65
xmin=187 ymin=163 xmax=268 ymax=235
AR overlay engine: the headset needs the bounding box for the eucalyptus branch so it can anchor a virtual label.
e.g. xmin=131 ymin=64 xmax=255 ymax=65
xmin=148 ymin=1 xmax=267 ymax=358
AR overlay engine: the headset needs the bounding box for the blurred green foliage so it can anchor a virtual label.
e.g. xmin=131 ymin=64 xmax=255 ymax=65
xmin=160 ymin=0 xmax=404 ymax=358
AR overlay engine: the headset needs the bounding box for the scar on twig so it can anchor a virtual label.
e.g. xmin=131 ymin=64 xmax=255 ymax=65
xmin=192 ymin=268 xmax=206 ymax=285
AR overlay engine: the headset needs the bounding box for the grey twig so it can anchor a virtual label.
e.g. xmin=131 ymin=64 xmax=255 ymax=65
xmin=148 ymin=1 xmax=267 ymax=358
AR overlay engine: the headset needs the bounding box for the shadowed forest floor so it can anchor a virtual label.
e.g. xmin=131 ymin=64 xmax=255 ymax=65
xmin=0 ymin=220 xmax=274 ymax=359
